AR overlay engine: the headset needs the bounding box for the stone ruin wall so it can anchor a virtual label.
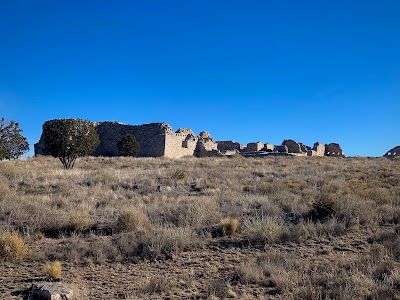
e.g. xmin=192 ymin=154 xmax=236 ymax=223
xmin=217 ymin=141 xmax=244 ymax=152
xmin=35 ymin=120 xmax=169 ymax=158
xmin=35 ymin=120 xmax=220 ymax=159
xmin=35 ymin=119 xmax=345 ymax=159
xmin=263 ymin=143 xmax=275 ymax=151
xmin=324 ymin=143 xmax=344 ymax=157
xmin=384 ymin=146 xmax=400 ymax=158
xmin=282 ymin=140 xmax=303 ymax=154
xmin=164 ymin=128 xmax=198 ymax=159
xmin=195 ymin=131 xmax=219 ymax=157
xmin=245 ymin=142 xmax=264 ymax=152
xmin=307 ymin=142 xmax=325 ymax=157
xmin=93 ymin=122 xmax=168 ymax=157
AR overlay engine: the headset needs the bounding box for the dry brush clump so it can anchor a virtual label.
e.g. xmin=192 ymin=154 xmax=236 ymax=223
xmin=0 ymin=155 xmax=399 ymax=298
xmin=45 ymin=260 xmax=62 ymax=281
xmin=0 ymin=232 xmax=29 ymax=261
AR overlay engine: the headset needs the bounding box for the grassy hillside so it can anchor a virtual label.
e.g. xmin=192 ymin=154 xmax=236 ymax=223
xmin=0 ymin=156 xmax=399 ymax=299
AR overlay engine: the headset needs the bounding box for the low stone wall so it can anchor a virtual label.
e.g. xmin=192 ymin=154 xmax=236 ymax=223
xmin=263 ymin=143 xmax=275 ymax=151
xmin=245 ymin=142 xmax=264 ymax=152
xmin=217 ymin=141 xmax=244 ymax=152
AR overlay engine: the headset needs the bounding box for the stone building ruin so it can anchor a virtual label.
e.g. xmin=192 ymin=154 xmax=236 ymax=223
xmin=384 ymin=146 xmax=400 ymax=158
xmin=35 ymin=119 xmax=345 ymax=159
xmin=35 ymin=120 xmax=220 ymax=159
xmin=324 ymin=143 xmax=345 ymax=157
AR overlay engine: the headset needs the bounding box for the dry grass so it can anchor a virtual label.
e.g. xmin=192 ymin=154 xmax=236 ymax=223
xmin=0 ymin=155 xmax=399 ymax=299
xmin=218 ymin=217 xmax=239 ymax=236
xmin=0 ymin=233 xmax=29 ymax=261
xmin=115 ymin=209 xmax=150 ymax=233
xmin=45 ymin=261 xmax=62 ymax=280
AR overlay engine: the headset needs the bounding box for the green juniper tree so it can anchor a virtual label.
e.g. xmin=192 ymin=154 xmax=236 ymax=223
xmin=42 ymin=118 xmax=99 ymax=169
xmin=117 ymin=134 xmax=140 ymax=157
xmin=0 ymin=118 xmax=29 ymax=160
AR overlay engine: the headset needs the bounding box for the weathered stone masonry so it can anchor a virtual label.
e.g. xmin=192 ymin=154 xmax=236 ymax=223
xmin=35 ymin=120 xmax=220 ymax=159
xmin=35 ymin=119 xmax=345 ymax=158
xmin=384 ymin=146 xmax=400 ymax=158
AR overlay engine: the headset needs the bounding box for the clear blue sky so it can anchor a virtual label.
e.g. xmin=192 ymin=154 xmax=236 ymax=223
xmin=1 ymin=1 xmax=399 ymax=157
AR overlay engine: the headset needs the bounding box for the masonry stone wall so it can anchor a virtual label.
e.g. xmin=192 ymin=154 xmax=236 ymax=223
xmin=217 ymin=141 xmax=244 ymax=152
xmin=195 ymin=133 xmax=219 ymax=157
xmin=325 ymin=143 xmax=344 ymax=157
xmin=164 ymin=133 xmax=198 ymax=158
xmin=311 ymin=142 xmax=325 ymax=157
xmin=263 ymin=143 xmax=275 ymax=151
xmin=282 ymin=140 xmax=303 ymax=153
xmin=275 ymin=145 xmax=289 ymax=153
xmin=93 ymin=122 xmax=169 ymax=157
xmin=35 ymin=119 xmax=346 ymax=159
xmin=245 ymin=142 xmax=264 ymax=152
xmin=384 ymin=146 xmax=400 ymax=158
xmin=35 ymin=120 xmax=171 ymax=157
xmin=35 ymin=120 xmax=222 ymax=159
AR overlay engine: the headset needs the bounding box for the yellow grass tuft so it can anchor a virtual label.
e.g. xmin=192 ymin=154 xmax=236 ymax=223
xmin=45 ymin=261 xmax=62 ymax=280
xmin=69 ymin=212 xmax=93 ymax=231
xmin=0 ymin=233 xmax=29 ymax=261
xmin=219 ymin=217 xmax=239 ymax=236
xmin=116 ymin=209 xmax=149 ymax=232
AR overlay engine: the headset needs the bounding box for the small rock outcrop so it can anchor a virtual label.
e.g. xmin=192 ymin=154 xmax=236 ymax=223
xmin=325 ymin=143 xmax=344 ymax=157
xmin=384 ymin=146 xmax=400 ymax=158
xmin=30 ymin=282 xmax=73 ymax=300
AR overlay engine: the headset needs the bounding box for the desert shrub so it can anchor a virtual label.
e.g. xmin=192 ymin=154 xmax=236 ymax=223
xmin=171 ymin=169 xmax=185 ymax=180
xmin=308 ymin=195 xmax=336 ymax=221
xmin=242 ymin=216 xmax=283 ymax=243
xmin=0 ymin=118 xmax=29 ymax=160
xmin=115 ymin=226 xmax=200 ymax=261
xmin=0 ymin=162 xmax=18 ymax=179
xmin=373 ymin=261 xmax=394 ymax=282
xmin=69 ymin=212 xmax=93 ymax=231
xmin=45 ymin=261 xmax=62 ymax=281
xmin=218 ymin=217 xmax=239 ymax=236
xmin=42 ymin=118 xmax=99 ymax=169
xmin=0 ymin=233 xmax=28 ymax=261
xmin=280 ymin=223 xmax=309 ymax=243
xmin=141 ymin=276 xmax=171 ymax=294
xmin=371 ymin=228 xmax=400 ymax=261
xmin=206 ymin=278 xmax=229 ymax=299
xmin=334 ymin=195 xmax=377 ymax=227
xmin=117 ymin=134 xmax=140 ymax=157
xmin=305 ymin=218 xmax=348 ymax=237
xmin=232 ymin=261 xmax=273 ymax=286
xmin=149 ymin=199 xmax=222 ymax=228
xmin=115 ymin=209 xmax=149 ymax=233
xmin=53 ymin=236 xmax=120 ymax=264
